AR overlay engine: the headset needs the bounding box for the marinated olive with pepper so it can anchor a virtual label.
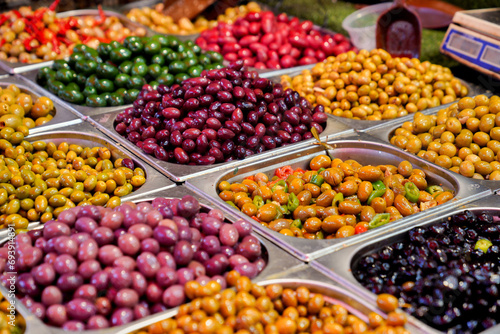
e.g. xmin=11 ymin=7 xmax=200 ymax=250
xmin=0 ymin=291 xmax=26 ymax=334
xmin=138 ymin=272 xmax=409 ymax=334
xmin=36 ymin=35 xmax=223 ymax=107
xmin=0 ymin=4 xmax=146 ymax=64
xmin=126 ymin=2 xmax=261 ymax=35
xmin=0 ymin=126 xmax=146 ymax=232
xmin=281 ymin=49 xmax=468 ymax=120
xmin=218 ymin=155 xmax=453 ymax=239
xmin=391 ymin=95 xmax=500 ymax=180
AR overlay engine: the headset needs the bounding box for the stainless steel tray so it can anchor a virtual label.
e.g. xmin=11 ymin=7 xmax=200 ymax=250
xmin=0 ymin=121 xmax=175 ymax=237
xmin=312 ymin=194 xmax=500 ymax=334
xmin=366 ymin=107 xmax=500 ymax=192
xmin=186 ymin=131 xmax=492 ymax=262
xmin=264 ymin=68 xmax=488 ymax=131
xmin=1 ymin=75 xmax=82 ymax=133
xmin=0 ymin=9 xmax=152 ymax=75
xmin=0 ymin=185 xmax=304 ymax=334
xmin=86 ymin=107 xmax=352 ymax=182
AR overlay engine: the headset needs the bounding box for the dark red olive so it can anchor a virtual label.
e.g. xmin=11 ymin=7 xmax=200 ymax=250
xmin=142 ymin=142 xmax=158 ymax=155
xmin=217 ymin=128 xmax=235 ymax=140
xmin=220 ymin=103 xmax=236 ymax=115
xmin=128 ymin=132 xmax=140 ymax=144
xmin=268 ymin=103 xmax=279 ymax=115
xmin=197 ymin=156 xmax=216 ymax=165
xmin=225 ymin=121 xmax=241 ymax=134
xmin=246 ymin=136 xmax=259 ymax=149
xmin=171 ymin=121 xmax=187 ymax=133
xmin=182 ymin=128 xmax=201 ymax=140
xmin=209 ymin=140 xmax=222 ymax=149
xmin=263 ymin=113 xmax=277 ymax=126
xmin=221 ymin=141 xmax=235 ymax=156
xmin=310 ymin=122 xmax=324 ymax=134
xmin=217 ymin=91 xmax=232 ymax=103
xmin=174 ymin=148 xmax=189 ymax=164
xmin=196 ymin=134 xmax=209 ymax=154
xmin=233 ymin=87 xmax=245 ymax=99
xmin=154 ymin=147 xmax=168 ymax=161
xmin=220 ymin=79 xmax=233 ymax=91
xmin=170 ymin=130 xmax=183 ymax=146
xmin=290 ymin=133 xmax=302 ymax=143
xmin=162 ymin=108 xmax=181 ymax=119
xmin=294 ymin=124 xmax=308 ymax=134
xmin=115 ymin=123 xmax=127 ymax=135
xmin=141 ymin=126 xmax=156 ymax=140
xmin=255 ymin=123 xmax=266 ymax=138
xmin=199 ymin=94 xmax=214 ymax=107
xmin=202 ymin=128 xmax=217 ymax=141
xmin=231 ymin=108 xmax=244 ymax=123
xmin=246 ymin=111 xmax=259 ymax=125
xmin=182 ymin=139 xmax=196 ymax=152
xmin=241 ymin=122 xmax=255 ymax=136
xmin=312 ymin=111 xmax=328 ymax=123
xmin=206 ymin=118 xmax=222 ymax=130
xmin=300 ymin=113 xmax=312 ymax=125
xmin=184 ymin=86 xmax=203 ymax=99
xmin=209 ymin=147 xmax=224 ymax=162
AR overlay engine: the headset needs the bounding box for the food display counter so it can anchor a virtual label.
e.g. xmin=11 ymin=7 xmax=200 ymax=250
xmin=0 ymin=0 xmax=499 ymax=333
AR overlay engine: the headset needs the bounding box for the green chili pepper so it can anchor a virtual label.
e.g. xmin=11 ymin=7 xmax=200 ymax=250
xmin=291 ymin=219 xmax=302 ymax=229
xmin=310 ymin=174 xmax=325 ymax=187
xmin=279 ymin=205 xmax=289 ymax=215
xmin=315 ymin=230 xmax=324 ymax=239
xmin=253 ymin=196 xmax=264 ymax=209
xmin=287 ymin=193 xmax=299 ymax=212
xmin=368 ymin=213 xmax=391 ymax=229
xmin=266 ymin=199 xmax=272 ymax=204
xmin=426 ymin=185 xmax=444 ymax=195
xmin=271 ymin=180 xmax=288 ymax=193
xmin=275 ymin=206 xmax=284 ymax=220
xmin=404 ymin=182 xmax=420 ymax=203
xmin=317 ymin=167 xmax=326 ymax=173
xmin=367 ymin=180 xmax=387 ymax=205
xmin=332 ymin=192 xmax=344 ymax=206
xmin=225 ymin=201 xmax=238 ymax=209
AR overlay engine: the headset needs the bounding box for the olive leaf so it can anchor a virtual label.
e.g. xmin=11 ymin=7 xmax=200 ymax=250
xmin=311 ymin=127 xmax=334 ymax=159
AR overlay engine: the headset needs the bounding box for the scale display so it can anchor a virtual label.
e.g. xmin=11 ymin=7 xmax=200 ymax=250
xmin=441 ymin=8 xmax=500 ymax=80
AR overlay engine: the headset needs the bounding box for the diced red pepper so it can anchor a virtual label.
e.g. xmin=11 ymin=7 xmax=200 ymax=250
xmin=52 ymin=35 xmax=60 ymax=54
xmin=0 ymin=15 xmax=8 ymax=26
xmin=0 ymin=39 xmax=5 ymax=48
xmin=11 ymin=10 xmax=22 ymax=18
xmin=23 ymin=36 xmax=35 ymax=51
xmin=93 ymin=5 xmax=106 ymax=27
xmin=244 ymin=175 xmax=255 ymax=181
xmin=275 ymin=165 xmax=293 ymax=179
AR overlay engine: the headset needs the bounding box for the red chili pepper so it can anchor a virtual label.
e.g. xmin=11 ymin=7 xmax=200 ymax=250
xmin=48 ymin=0 xmax=61 ymax=12
xmin=0 ymin=15 xmax=8 ymax=26
xmin=275 ymin=165 xmax=293 ymax=179
xmin=23 ymin=36 xmax=35 ymax=51
xmin=94 ymin=5 xmax=106 ymax=27
xmin=52 ymin=35 xmax=60 ymax=54
xmin=0 ymin=39 xmax=6 ymax=48
xmin=33 ymin=8 xmax=47 ymax=21
xmin=11 ymin=10 xmax=22 ymax=18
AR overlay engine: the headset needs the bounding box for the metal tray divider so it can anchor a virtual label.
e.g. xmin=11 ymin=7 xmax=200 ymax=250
xmin=312 ymin=194 xmax=500 ymax=334
xmin=85 ymin=107 xmax=352 ymax=182
xmin=186 ymin=131 xmax=491 ymax=262
xmin=365 ymin=108 xmax=500 ymax=192
xmin=2 ymin=185 xmax=304 ymax=334
xmin=2 ymin=75 xmax=83 ymax=133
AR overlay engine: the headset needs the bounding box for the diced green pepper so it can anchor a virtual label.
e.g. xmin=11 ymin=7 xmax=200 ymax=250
xmin=368 ymin=213 xmax=391 ymax=229
xmin=332 ymin=192 xmax=344 ymax=206
xmin=315 ymin=230 xmax=324 ymax=239
xmin=253 ymin=195 xmax=264 ymax=209
xmin=271 ymin=180 xmax=288 ymax=193
xmin=404 ymin=182 xmax=419 ymax=203
xmin=317 ymin=167 xmax=326 ymax=173
xmin=310 ymin=174 xmax=325 ymax=187
xmin=290 ymin=219 xmax=302 ymax=229
xmin=225 ymin=200 xmax=238 ymax=209
xmin=426 ymin=185 xmax=443 ymax=195
xmin=279 ymin=205 xmax=289 ymax=215
xmin=287 ymin=193 xmax=299 ymax=212
xmin=367 ymin=180 xmax=387 ymax=205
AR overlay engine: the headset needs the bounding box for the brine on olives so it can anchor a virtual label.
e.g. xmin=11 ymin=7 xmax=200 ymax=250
xmin=113 ymin=60 xmax=327 ymax=165
xmin=391 ymin=95 xmax=500 ymax=180
xmin=36 ymin=35 xmax=224 ymax=107
xmin=218 ymin=155 xmax=453 ymax=239
xmin=0 ymin=127 xmax=146 ymax=232
xmin=126 ymin=2 xmax=261 ymax=35
xmin=0 ymin=83 xmax=55 ymax=130
xmin=139 ymin=272 xmax=409 ymax=334
xmin=281 ymin=49 xmax=469 ymax=120
xmin=354 ymin=210 xmax=500 ymax=333
xmin=3 ymin=196 xmax=266 ymax=330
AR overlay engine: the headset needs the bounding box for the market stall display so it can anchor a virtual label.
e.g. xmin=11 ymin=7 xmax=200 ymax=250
xmin=280 ymin=49 xmax=469 ymax=120
xmin=196 ymin=11 xmax=354 ymax=70
xmin=35 ymin=35 xmax=223 ymax=107
xmin=0 ymin=0 xmax=499 ymax=333
xmin=113 ymin=60 xmax=327 ymax=165
xmin=126 ymin=2 xmax=262 ymax=36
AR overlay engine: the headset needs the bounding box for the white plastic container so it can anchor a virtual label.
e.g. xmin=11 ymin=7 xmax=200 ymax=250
xmin=342 ymin=2 xmax=392 ymax=51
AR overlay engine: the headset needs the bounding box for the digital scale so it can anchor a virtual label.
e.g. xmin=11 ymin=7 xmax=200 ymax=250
xmin=441 ymin=8 xmax=500 ymax=80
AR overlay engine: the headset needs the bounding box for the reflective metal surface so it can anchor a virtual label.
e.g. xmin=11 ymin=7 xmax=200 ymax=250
xmin=312 ymin=194 xmax=500 ymax=334
xmin=1 ymin=75 xmax=82 ymax=133
xmin=86 ymin=106 xmax=352 ymax=182
xmin=0 ymin=185 xmax=304 ymax=334
xmin=187 ymin=131 xmax=491 ymax=261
